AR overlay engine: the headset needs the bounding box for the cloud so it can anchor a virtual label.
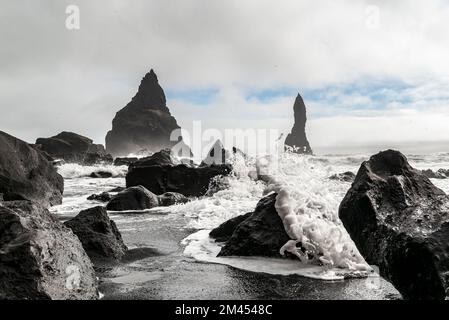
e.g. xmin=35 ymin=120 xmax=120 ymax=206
xmin=0 ymin=0 xmax=448 ymax=153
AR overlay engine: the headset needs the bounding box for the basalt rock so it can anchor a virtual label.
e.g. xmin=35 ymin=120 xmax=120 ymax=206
xmin=35 ymin=131 xmax=112 ymax=165
xmin=0 ymin=131 xmax=63 ymax=207
xmin=200 ymin=140 xmax=246 ymax=166
xmin=89 ymin=171 xmax=113 ymax=179
xmin=329 ymin=171 xmax=356 ymax=182
xmin=64 ymin=206 xmax=127 ymax=261
xmin=105 ymin=70 xmax=191 ymax=157
xmin=106 ymin=186 xmax=159 ymax=211
xmin=113 ymin=157 xmax=138 ymax=166
xmin=157 ymin=192 xmax=189 ymax=206
xmin=0 ymin=201 xmax=98 ymax=300
xmin=215 ymin=193 xmax=291 ymax=257
xmin=284 ymin=94 xmax=313 ymax=154
xmin=126 ymin=150 xmax=232 ymax=197
xmin=339 ymin=149 xmax=449 ymax=300
xmin=87 ymin=192 xmax=111 ymax=202
xmin=422 ymin=168 xmax=449 ymax=179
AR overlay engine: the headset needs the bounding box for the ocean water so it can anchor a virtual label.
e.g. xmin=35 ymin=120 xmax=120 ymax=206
xmin=51 ymin=152 xmax=449 ymax=282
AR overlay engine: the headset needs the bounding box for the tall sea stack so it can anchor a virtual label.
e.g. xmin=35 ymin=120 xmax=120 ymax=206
xmin=284 ymin=94 xmax=313 ymax=154
xmin=106 ymin=70 xmax=187 ymax=157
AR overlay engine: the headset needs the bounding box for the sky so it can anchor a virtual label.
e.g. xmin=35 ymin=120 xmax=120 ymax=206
xmin=1 ymin=0 xmax=449 ymax=155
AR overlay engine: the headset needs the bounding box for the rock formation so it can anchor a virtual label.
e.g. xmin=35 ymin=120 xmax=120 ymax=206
xmin=126 ymin=150 xmax=232 ymax=197
xmin=284 ymin=94 xmax=313 ymax=154
xmin=157 ymin=192 xmax=189 ymax=206
xmin=200 ymin=140 xmax=246 ymax=166
xmin=212 ymin=193 xmax=291 ymax=257
xmin=0 ymin=130 xmax=64 ymax=207
xmin=87 ymin=192 xmax=111 ymax=202
xmin=105 ymin=70 xmax=191 ymax=157
xmin=0 ymin=201 xmax=98 ymax=299
xmin=329 ymin=171 xmax=356 ymax=182
xmin=339 ymin=150 xmax=449 ymax=300
xmin=422 ymin=168 xmax=449 ymax=179
xmin=64 ymin=206 xmax=127 ymax=261
xmin=106 ymin=185 xmax=159 ymax=211
xmin=35 ymin=131 xmax=112 ymax=165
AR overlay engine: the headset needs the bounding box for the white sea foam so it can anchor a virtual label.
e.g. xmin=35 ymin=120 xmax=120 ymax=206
xmin=56 ymin=163 xmax=128 ymax=179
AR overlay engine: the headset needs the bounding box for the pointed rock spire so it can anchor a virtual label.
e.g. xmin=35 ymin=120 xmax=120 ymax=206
xmin=284 ymin=93 xmax=313 ymax=154
xmin=106 ymin=69 xmax=190 ymax=157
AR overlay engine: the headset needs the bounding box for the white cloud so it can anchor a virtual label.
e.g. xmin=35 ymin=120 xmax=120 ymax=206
xmin=0 ymin=0 xmax=449 ymax=153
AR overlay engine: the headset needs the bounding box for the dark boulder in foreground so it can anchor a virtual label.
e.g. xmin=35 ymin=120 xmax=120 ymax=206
xmin=210 ymin=212 xmax=252 ymax=243
xmin=214 ymin=193 xmax=291 ymax=257
xmin=105 ymin=69 xmax=191 ymax=157
xmin=36 ymin=131 xmax=112 ymax=165
xmin=422 ymin=168 xmax=449 ymax=179
xmin=0 ymin=131 xmax=64 ymax=207
xmin=157 ymin=192 xmax=189 ymax=206
xmin=64 ymin=206 xmax=127 ymax=261
xmin=106 ymin=186 xmax=159 ymax=211
xmin=87 ymin=192 xmax=111 ymax=202
xmin=329 ymin=171 xmax=356 ymax=182
xmin=284 ymin=94 xmax=313 ymax=155
xmin=339 ymin=150 xmax=449 ymax=300
xmin=113 ymin=157 xmax=138 ymax=166
xmin=0 ymin=201 xmax=97 ymax=300
xmin=127 ymin=150 xmax=232 ymax=197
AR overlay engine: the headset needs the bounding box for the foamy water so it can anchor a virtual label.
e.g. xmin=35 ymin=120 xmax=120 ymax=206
xmin=51 ymin=152 xmax=449 ymax=279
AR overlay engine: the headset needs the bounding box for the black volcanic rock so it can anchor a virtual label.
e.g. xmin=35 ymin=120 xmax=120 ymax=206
xmin=210 ymin=212 xmax=252 ymax=243
xmin=0 ymin=131 xmax=64 ymax=207
xmin=126 ymin=149 xmax=232 ymax=197
xmin=157 ymin=192 xmax=189 ymax=206
xmin=36 ymin=131 xmax=112 ymax=165
xmin=339 ymin=150 xmax=449 ymax=300
xmin=105 ymin=70 xmax=191 ymax=157
xmin=329 ymin=171 xmax=356 ymax=182
xmin=284 ymin=94 xmax=313 ymax=154
xmin=422 ymin=168 xmax=449 ymax=179
xmin=216 ymin=193 xmax=291 ymax=257
xmin=64 ymin=206 xmax=127 ymax=261
xmin=106 ymin=186 xmax=159 ymax=211
xmin=87 ymin=192 xmax=111 ymax=202
xmin=0 ymin=201 xmax=98 ymax=300
xmin=113 ymin=157 xmax=138 ymax=166
xmin=89 ymin=171 xmax=113 ymax=178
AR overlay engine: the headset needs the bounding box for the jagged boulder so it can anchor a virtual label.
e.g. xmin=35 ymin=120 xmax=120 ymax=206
xmin=106 ymin=186 xmax=159 ymax=211
xmin=213 ymin=193 xmax=291 ymax=257
xmin=64 ymin=206 xmax=127 ymax=261
xmin=339 ymin=150 xmax=449 ymax=300
xmin=36 ymin=131 xmax=112 ymax=165
xmin=0 ymin=131 xmax=64 ymax=207
xmin=284 ymin=94 xmax=313 ymax=154
xmin=105 ymin=70 xmax=191 ymax=157
xmin=422 ymin=168 xmax=449 ymax=179
xmin=0 ymin=201 xmax=98 ymax=300
xmin=127 ymin=149 xmax=232 ymax=197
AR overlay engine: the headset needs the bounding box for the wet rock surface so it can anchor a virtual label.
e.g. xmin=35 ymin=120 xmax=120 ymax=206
xmin=64 ymin=206 xmax=127 ymax=262
xmin=0 ymin=130 xmax=64 ymax=207
xmin=106 ymin=186 xmax=159 ymax=211
xmin=215 ymin=193 xmax=291 ymax=257
xmin=0 ymin=201 xmax=98 ymax=300
xmin=339 ymin=150 xmax=449 ymax=300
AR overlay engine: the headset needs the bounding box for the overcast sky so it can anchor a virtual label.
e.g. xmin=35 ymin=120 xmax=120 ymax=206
xmin=1 ymin=0 xmax=449 ymax=154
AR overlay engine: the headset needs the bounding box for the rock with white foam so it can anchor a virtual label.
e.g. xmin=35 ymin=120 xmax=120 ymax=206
xmin=339 ymin=149 xmax=449 ymax=300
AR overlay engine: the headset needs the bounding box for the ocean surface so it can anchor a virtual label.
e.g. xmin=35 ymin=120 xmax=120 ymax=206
xmin=50 ymin=152 xmax=449 ymax=299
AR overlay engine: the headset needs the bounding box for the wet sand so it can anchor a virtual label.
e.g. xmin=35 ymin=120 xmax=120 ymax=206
xmin=96 ymin=210 xmax=400 ymax=300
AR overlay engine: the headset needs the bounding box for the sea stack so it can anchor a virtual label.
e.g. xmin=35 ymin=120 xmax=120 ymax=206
xmin=284 ymin=94 xmax=313 ymax=154
xmin=105 ymin=70 xmax=189 ymax=157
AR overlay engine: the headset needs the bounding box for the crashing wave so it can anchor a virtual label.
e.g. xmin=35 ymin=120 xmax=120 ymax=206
xmin=56 ymin=163 xmax=128 ymax=179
